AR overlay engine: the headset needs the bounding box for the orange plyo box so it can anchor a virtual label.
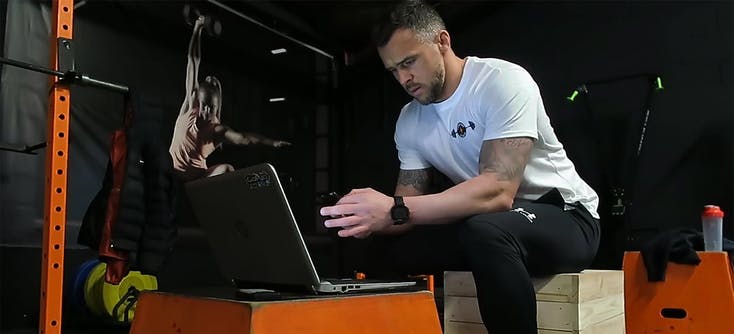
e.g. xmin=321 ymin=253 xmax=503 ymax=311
xmin=130 ymin=290 xmax=442 ymax=334
xmin=623 ymin=251 xmax=734 ymax=333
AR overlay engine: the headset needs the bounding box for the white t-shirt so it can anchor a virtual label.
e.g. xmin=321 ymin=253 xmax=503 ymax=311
xmin=395 ymin=57 xmax=599 ymax=218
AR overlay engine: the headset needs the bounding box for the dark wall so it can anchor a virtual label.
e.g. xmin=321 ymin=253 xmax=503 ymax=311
xmin=339 ymin=1 xmax=734 ymax=269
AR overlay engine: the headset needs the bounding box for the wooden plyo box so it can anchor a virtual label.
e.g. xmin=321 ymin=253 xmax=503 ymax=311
xmin=444 ymin=270 xmax=625 ymax=334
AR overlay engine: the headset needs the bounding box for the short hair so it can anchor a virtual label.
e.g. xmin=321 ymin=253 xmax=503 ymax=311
xmin=372 ymin=0 xmax=446 ymax=47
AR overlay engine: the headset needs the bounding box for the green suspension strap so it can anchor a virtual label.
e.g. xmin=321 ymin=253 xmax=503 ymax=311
xmin=566 ymin=74 xmax=663 ymax=224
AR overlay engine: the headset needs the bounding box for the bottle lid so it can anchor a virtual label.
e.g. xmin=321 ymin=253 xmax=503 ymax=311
xmin=702 ymin=205 xmax=725 ymax=218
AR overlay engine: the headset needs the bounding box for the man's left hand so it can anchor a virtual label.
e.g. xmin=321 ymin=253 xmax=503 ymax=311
xmin=319 ymin=188 xmax=393 ymax=238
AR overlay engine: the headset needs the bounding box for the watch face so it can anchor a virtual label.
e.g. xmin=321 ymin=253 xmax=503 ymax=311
xmin=391 ymin=206 xmax=409 ymax=220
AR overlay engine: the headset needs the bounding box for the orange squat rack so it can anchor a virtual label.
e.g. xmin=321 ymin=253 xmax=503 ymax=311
xmin=40 ymin=1 xmax=74 ymax=333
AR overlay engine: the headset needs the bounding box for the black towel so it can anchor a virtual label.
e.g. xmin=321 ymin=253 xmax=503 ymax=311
xmin=639 ymin=228 xmax=734 ymax=281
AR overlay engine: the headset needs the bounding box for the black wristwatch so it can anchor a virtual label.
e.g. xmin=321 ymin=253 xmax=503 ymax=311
xmin=390 ymin=196 xmax=410 ymax=225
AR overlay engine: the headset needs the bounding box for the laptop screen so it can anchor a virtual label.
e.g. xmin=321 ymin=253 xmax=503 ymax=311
xmin=185 ymin=163 xmax=322 ymax=291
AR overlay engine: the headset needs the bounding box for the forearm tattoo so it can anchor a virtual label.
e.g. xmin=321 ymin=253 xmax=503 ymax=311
xmin=479 ymin=138 xmax=534 ymax=181
xmin=397 ymin=169 xmax=431 ymax=193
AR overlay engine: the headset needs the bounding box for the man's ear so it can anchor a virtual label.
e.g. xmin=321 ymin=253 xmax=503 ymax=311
xmin=437 ymin=30 xmax=451 ymax=53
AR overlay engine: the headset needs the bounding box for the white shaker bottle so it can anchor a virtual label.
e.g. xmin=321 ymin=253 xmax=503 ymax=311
xmin=702 ymin=205 xmax=724 ymax=252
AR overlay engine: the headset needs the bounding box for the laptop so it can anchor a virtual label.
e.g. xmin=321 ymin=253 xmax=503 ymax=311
xmin=185 ymin=163 xmax=416 ymax=294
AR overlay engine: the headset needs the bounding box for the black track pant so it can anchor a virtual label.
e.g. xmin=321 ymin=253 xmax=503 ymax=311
xmin=365 ymin=189 xmax=600 ymax=334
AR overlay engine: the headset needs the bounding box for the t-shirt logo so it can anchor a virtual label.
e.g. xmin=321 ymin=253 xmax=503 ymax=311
xmin=451 ymin=121 xmax=476 ymax=138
